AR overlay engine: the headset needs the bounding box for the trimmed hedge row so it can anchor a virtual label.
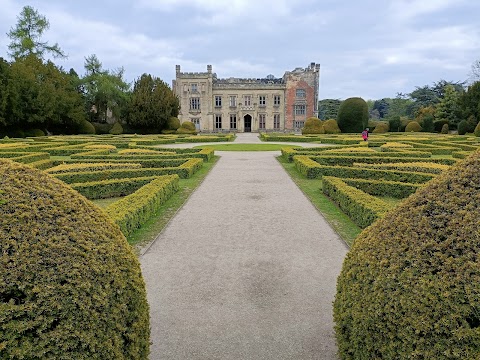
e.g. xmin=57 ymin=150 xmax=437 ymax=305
xmin=71 ymin=176 xmax=166 ymax=200
xmin=322 ymin=176 xmax=391 ymax=228
xmin=27 ymin=159 xmax=55 ymax=170
xmin=0 ymin=151 xmax=50 ymax=163
xmin=309 ymin=155 xmax=455 ymax=167
xmin=105 ymin=175 xmax=179 ymax=237
xmin=54 ymin=158 xmax=188 ymax=169
xmin=342 ymin=178 xmax=423 ymax=199
xmin=46 ymin=162 xmax=142 ymax=174
xmin=294 ymin=155 xmax=436 ymax=183
xmin=52 ymin=158 xmax=203 ymax=183
xmin=356 ymin=161 xmax=450 ymax=174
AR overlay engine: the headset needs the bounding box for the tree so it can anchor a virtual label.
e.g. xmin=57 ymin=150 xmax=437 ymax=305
xmin=82 ymin=54 xmax=130 ymax=123
xmin=318 ymin=99 xmax=342 ymax=120
xmin=0 ymin=58 xmax=10 ymax=127
xmin=457 ymin=81 xmax=480 ymax=129
xmin=435 ymin=85 xmax=461 ymax=128
xmin=337 ymin=97 xmax=369 ymax=133
xmin=372 ymin=98 xmax=390 ymax=118
xmin=7 ymin=6 xmax=66 ymax=60
xmin=126 ymin=73 xmax=179 ymax=131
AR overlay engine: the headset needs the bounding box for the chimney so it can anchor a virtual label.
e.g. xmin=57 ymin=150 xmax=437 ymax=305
xmin=207 ymin=64 xmax=212 ymax=74
xmin=175 ymin=65 xmax=181 ymax=74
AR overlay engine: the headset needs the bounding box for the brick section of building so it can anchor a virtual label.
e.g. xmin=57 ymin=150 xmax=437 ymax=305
xmin=173 ymin=63 xmax=320 ymax=132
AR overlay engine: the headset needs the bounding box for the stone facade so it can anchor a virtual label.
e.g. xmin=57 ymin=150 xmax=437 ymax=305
xmin=172 ymin=63 xmax=320 ymax=132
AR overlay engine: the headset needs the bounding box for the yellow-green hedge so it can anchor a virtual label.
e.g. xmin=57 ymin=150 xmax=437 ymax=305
xmin=322 ymin=176 xmax=391 ymax=228
xmin=0 ymin=159 xmax=150 ymax=359
xmin=45 ymin=162 xmax=142 ymax=174
xmin=342 ymin=178 xmax=423 ymax=198
xmin=334 ymin=149 xmax=480 ymax=359
xmin=105 ymin=175 xmax=179 ymax=236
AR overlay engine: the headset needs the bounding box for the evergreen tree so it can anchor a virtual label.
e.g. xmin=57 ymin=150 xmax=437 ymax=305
xmin=435 ymin=85 xmax=460 ymax=128
xmin=126 ymin=73 xmax=179 ymax=131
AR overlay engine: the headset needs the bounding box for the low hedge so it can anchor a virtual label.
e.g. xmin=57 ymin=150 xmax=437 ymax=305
xmin=322 ymin=176 xmax=391 ymax=228
xmin=46 ymin=162 xmax=142 ymax=174
xmin=0 ymin=159 xmax=149 ymax=359
xmin=71 ymin=176 xmax=166 ymax=199
xmin=334 ymin=149 xmax=480 ymax=359
xmin=342 ymin=178 xmax=423 ymax=198
xmin=52 ymin=158 xmax=203 ymax=183
xmin=294 ymin=155 xmax=436 ymax=183
xmin=55 ymin=158 xmax=188 ymax=169
xmin=357 ymin=161 xmax=450 ymax=174
xmin=27 ymin=159 xmax=55 ymax=170
xmin=0 ymin=151 xmax=50 ymax=164
xmin=105 ymin=175 xmax=179 ymax=237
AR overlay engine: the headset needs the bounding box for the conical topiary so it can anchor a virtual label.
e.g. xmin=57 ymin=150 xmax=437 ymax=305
xmin=334 ymin=149 xmax=480 ymax=359
xmin=0 ymin=159 xmax=150 ymax=359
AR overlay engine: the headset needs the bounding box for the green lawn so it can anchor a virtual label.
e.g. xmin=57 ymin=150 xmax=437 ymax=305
xmin=194 ymin=143 xmax=298 ymax=151
xmin=277 ymin=156 xmax=361 ymax=247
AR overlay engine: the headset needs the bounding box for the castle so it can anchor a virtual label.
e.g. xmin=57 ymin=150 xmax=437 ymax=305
xmin=173 ymin=63 xmax=320 ymax=132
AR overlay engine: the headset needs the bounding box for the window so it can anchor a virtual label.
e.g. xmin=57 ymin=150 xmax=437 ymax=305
xmin=294 ymin=120 xmax=305 ymax=129
xmin=259 ymin=95 xmax=266 ymax=106
xmin=296 ymin=89 xmax=306 ymax=98
xmin=244 ymin=95 xmax=251 ymax=106
xmin=215 ymin=96 xmax=222 ymax=107
xmin=259 ymin=114 xmax=266 ymax=130
xmin=191 ymin=118 xmax=200 ymax=125
xmin=230 ymin=114 xmax=237 ymax=129
xmin=274 ymin=114 xmax=280 ymax=129
xmin=229 ymin=96 xmax=237 ymax=107
xmin=274 ymin=95 xmax=281 ymax=106
xmin=190 ymin=97 xmax=200 ymax=110
xmin=295 ymin=104 xmax=306 ymax=115
xmin=215 ymin=114 xmax=222 ymax=129
xmin=191 ymin=83 xmax=198 ymax=92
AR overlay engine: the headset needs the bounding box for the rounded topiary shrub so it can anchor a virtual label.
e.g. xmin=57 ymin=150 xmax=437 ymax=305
xmin=441 ymin=123 xmax=450 ymax=134
xmin=372 ymin=121 xmax=389 ymax=133
xmin=337 ymin=97 xmax=369 ymax=133
xmin=474 ymin=121 xmax=480 ymax=137
xmin=457 ymin=120 xmax=469 ymax=135
xmin=0 ymin=159 xmax=150 ymax=359
xmin=323 ymin=119 xmax=342 ymax=134
xmin=334 ymin=149 xmax=480 ymax=359
xmin=167 ymin=117 xmax=181 ymax=131
xmin=78 ymin=120 xmax=96 ymax=134
xmin=25 ymin=128 xmax=46 ymax=137
xmin=176 ymin=121 xmax=197 ymax=134
xmin=405 ymin=120 xmax=422 ymax=132
xmin=109 ymin=121 xmax=124 ymax=135
xmin=302 ymin=117 xmax=325 ymax=134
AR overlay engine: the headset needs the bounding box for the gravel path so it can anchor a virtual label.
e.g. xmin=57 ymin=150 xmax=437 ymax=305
xmin=140 ymin=134 xmax=348 ymax=359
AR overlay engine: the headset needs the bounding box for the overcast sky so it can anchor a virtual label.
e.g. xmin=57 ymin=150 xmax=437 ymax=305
xmin=0 ymin=0 xmax=479 ymax=100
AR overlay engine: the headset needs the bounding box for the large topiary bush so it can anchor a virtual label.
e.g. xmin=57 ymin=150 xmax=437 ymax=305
xmin=302 ymin=117 xmax=325 ymax=134
xmin=474 ymin=121 xmax=480 ymax=137
xmin=441 ymin=123 xmax=450 ymax=134
xmin=176 ymin=121 xmax=197 ymax=134
xmin=167 ymin=117 xmax=181 ymax=131
xmin=337 ymin=97 xmax=369 ymax=133
xmin=405 ymin=120 xmax=422 ymax=132
xmin=334 ymin=149 xmax=480 ymax=359
xmin=457 ymin=119 xmax=469 ymax=135
xmin=323 ymin=119 xmax=342 ymax=134
xmin=372 ymin=121 xmax=389 ymax=133
xmin=109 ymin=121 xmax=124 ymax=135
xmin=0 ymin=159 xmax=150 ymax=359
xmin=78 ymin=120 xmax=96 ymax=134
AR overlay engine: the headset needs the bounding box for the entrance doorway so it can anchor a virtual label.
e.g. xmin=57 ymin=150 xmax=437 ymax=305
xmin=244 ymin=114 xmax=252 ymax=132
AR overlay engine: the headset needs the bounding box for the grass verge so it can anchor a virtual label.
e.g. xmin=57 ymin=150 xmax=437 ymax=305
xmin=194 ymin=143 xmax=298 ymax=151
xmin=125 ymin=156 xmax=220 ymax=252
xmin=277 ymin=156 xmax=361 ymax=247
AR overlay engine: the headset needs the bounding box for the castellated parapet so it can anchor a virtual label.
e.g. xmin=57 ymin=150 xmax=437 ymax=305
xmin=173 ymin=63 xmax=320 ymax=132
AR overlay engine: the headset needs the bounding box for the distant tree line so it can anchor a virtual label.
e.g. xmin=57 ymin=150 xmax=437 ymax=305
xmin=319 ymin=79 xmax=480 ymax=135
xmin=0 ymin=5 xmax=179 ymax=137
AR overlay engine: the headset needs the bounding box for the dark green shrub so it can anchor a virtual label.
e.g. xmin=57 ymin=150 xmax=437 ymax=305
xmin=167 ymin=117 xmax=181 ymax=131
xmin=421 ymin=114 xmax=435 ymax=132
xmin=176 ymin=121 xmax=196 ymax=134
xmin=109 ymin=121 xmax=124 ymax=135
xmin=24 ymin=128 xmax=46 ymax=137
xmin=323 ymin=119 xmax=341 ymax=134
xmin=405 ymin=121 xmax=422 ymax=132
xmin=0 ymin=159 xmax=150 ymax=359
xmin=387 ymin=116 xmax=401 ymax=132
xmin=334 ymin=149 xmax=480 ymax=359
xmin=457 ymin=120 xmax=469 ymax=135
xmin=441 ymin=123 xmax=450 ymax=134
xmin=91 ymin=122 xmax=112 ymax=134
xmin=337 ymin=97 xmax=369 ymax=133
xmin=434 ymin=119 xmax=449 ymax=132
xmin=474 ymin=121 xmax=480 ymax=137
xmin=78 ymin=120 xmax=96 ymax=134
xmin=302 ymin=117 xmax=325 ymax=134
